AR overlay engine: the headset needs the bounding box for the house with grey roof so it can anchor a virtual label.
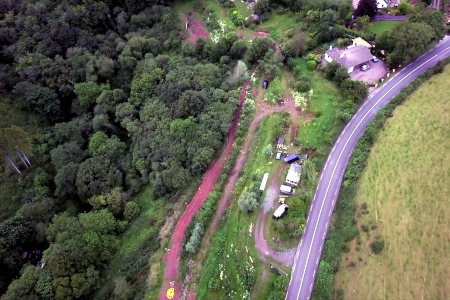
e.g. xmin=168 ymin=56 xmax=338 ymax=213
xmin=324 ymin=45 xmax=373 ymax=73
xmin=285 ymin=163 xmax=302 ymax=187
xmin=377 ymin=0 xmax=389 ymax=8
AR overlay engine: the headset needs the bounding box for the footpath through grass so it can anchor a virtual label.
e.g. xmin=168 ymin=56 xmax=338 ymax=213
xmin=334 ymin=65 xmax=450 ymax=299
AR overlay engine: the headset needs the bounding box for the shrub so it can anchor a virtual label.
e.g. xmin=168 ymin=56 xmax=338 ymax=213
xmin=262 ymin=143 xmax=273 ymax=158
xmin=185 ymin=223 xmax=204 ymax=254
xmin=254 ymin=0 xmax=271 ymax=22
xmin=294 ymin=77 xmax=311 ymax=93
xmin=306 ymin=60 xmax=317 ymax=70
xmin=238 ymin=191 xmax=259 ymax=213
xmin=371 ymin=239 xmax=385 ymax=254
xmin=124 ymin=201 xmax=140 ymax=221
xmin=340 ymin=79 xmax=368 ymax=104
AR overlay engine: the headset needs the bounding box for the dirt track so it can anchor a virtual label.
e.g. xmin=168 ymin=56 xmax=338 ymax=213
xmin=254 ymin=172 xmax=296 ymax=268
xmin=186 ymin=83 xmax=300 ymax=298
xmin=182 ymin=14 xmax=209 ymax=45
xmin=158 ymin=67 xmax=255 ymax=300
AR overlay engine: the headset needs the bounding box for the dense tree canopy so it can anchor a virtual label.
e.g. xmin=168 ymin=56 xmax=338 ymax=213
xmin=0 ymin=0 xmax=246 ymax=296
xmin=354 ymin=0 xmax=378 ymax=19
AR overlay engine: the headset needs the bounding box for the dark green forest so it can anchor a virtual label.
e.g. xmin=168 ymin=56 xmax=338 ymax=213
xmin=0 ymin=0 xmax=249 ymax=298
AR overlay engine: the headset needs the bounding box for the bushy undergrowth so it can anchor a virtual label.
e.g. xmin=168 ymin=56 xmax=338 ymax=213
xmin=312 ymin=58 xmax=450 ymax=300
xmin=263 ymin=77 xmax=283 ymax=104
xmin=197 ymin=212 xmax=231 ymax=299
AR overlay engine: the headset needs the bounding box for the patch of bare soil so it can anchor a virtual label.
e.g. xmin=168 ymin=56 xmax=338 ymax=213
xmin=181 ymin=14 xmax=209 ymax=45
xmin=251 ymin=30 xmax=269 ymax=39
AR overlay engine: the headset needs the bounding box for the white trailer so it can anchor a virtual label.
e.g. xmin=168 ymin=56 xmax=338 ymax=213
xmin=280 ymin=184 xmax=294 ymax=195
xmin=259 ymin=173 xmax=269 ymax=195
xmin=273 ymin=204 xmax=289 ymax=220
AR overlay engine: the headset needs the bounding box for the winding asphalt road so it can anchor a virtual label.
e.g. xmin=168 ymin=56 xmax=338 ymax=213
xmin=286 ymin=37 xmax=450 ymax=300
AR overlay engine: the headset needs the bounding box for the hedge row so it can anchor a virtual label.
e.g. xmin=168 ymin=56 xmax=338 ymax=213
xmin=312 ymin=58 xmax=450 ymax=300
xmin=334 ymin=25 xmax=362 ymax=38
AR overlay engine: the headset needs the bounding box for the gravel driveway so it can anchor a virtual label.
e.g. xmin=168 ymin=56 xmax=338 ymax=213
xmin=350 ymin=59 xmax=388 ymax=85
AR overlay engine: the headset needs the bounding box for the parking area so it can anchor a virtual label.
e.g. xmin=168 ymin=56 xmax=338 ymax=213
xmin=350 ymin=58 xmax=388 ymax=85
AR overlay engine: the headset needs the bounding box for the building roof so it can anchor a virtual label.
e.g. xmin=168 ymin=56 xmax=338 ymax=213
xmin=377 ymin=0 xmax=389 ymax=7
xmin=286 ymin=163 xmax=301 ymax=185
xmin=352 ymin=37 xmax=372 ymax=48
xmin=326 ymin=45 xmax=373 ymax=69
xmin=277 ymin=137 xmax=285 ymax=144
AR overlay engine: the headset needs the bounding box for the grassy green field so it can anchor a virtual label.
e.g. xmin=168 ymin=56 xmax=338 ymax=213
xmin=371 ymin=21 xmax=402 ymax=35
xmin=335 ymin=65 xmax=450 ymax=300
xmin=257 ymin=11 xmax=301 ymax=42
xmin=297 ymin=72 xmax=339 ymax=150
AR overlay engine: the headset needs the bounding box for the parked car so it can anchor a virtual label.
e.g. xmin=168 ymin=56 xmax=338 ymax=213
xmin=276 ymin=151 xmax=283 ymax=160
xmin=372 ymin=56 xmax=379 ymax=62
xmin=361 ymin=64 xmax=369 ymax=71
xmin=263 ymin=80 xmax=269 ymax=89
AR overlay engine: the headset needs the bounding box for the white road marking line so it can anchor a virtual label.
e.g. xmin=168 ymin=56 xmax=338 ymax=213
xmin=316 ymin=257 xmax=320 ymax=264
xmin=294 ymin=47 xmax=450 ymax=300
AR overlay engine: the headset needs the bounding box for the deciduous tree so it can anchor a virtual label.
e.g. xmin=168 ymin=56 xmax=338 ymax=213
xmin=354 ymin=0 xmax=378 ymax=19
xmin=238 ymin=191 xmax=259 ymax=213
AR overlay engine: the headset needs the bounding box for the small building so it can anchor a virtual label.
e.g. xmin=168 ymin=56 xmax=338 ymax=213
xmin=324 ymin=45 xmax=374 ymax=73
xmin=285 ymin=163 xmax=302 ymax=187
xmin=259 ymin=173 xmax=269 ymax=195
xmin=284 ymin=154 xmax=300 ymax=164
xmin=273 ymin=204 xmax=289 ymax=220
xmin=349 ymin=37 xmax=372 ymax=49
